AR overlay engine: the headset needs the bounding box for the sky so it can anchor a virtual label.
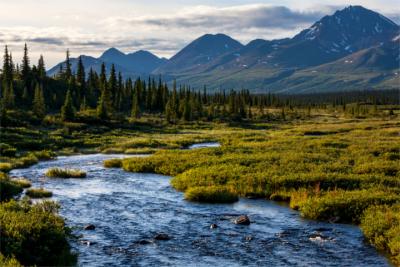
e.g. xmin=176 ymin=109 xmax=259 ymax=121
xmin=0 ymin=0 xmax=399 ymax=69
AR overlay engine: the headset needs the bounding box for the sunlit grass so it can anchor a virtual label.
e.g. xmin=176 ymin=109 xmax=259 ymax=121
xmin=26 ymin=188 xmax=53 ymax=198
xmin=45 ymin=168 xmax=86 ymax=178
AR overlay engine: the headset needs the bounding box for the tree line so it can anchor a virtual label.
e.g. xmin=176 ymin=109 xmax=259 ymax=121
xmin=1 ymin=45 xmax=398 ymax=123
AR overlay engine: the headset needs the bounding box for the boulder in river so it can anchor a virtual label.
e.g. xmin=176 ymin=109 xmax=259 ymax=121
xmin=154 ymin=233 xmax=171 ymax=241
xmin=84 ymin=224 xmax=96 ymax=230
xmin=80 ymin=240 xmax=96 ymax=246
xmin=234 ymin=215 xmax=251 ymax=225
xmin=210 ymin=223 xmax=218 ymax=229
xmin=137 ymin=239 xmax=153 ymax=245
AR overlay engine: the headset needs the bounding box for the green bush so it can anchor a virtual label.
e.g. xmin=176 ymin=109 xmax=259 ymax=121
xmin=104 ymin=158 xmax=122 ymax=168
xmin=0 ymin=143 xmax=16 ymax=157
xmin=299 ymin=190 xmax=400 ymax=223
xmin=0 ymin=253 xmax=22 ymax=267
xmin=0 ymin=174 xmax=23 ymax=202
xmin=184 ymin=186 xmax=239 ymax=203
xmin=26 ymin=188 xmax=53 ymax=198
xmin=32 ymin=150 xmax=56 ymax=160
xmin=12 ymin=178 xmax=31 ymax=188
xmin=0 ymin=200 xmax=76 ymax=266
xmin=361 ymin=204 xmax=400 ymax=265
xmin=0 ymin=163 xmax=12 ymax=173
xmin=46 ymin=168 xmax=86 ymax=178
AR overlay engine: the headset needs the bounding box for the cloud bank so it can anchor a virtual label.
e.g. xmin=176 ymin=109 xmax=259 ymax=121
xmin=0 ymin=3 xmax=398 ymax=67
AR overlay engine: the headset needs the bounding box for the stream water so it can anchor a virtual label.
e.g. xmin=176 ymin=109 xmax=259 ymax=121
xmin=10 ymin=144 xmax=391 ymax=267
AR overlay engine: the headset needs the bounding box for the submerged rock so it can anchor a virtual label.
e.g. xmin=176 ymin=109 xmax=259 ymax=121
xmin=84 ymin=224 xmax=96 ymax=230
xmin=80 ymin=240 xmax=96 ymax=246
xmin=210 ymin=223 xmax=218 ymax=229
xmin=329 ymin=216 xmax=341 ymax=223
xmin=245 ymin=236 xmax=253 ymax=241
xmin=137 ymin=239 xmax=153 ymax=245
xmin=154 ymin=233 xmax=171 ymax=241
xmin=234 ymin=215 xmax=251 ymax=225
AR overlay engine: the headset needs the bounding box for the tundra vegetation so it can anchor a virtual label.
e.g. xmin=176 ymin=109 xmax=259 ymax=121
xmin=0 ymin=44 xmax=399 ymax=265
xmin=45 ymin=168 xmax=87 ymax=178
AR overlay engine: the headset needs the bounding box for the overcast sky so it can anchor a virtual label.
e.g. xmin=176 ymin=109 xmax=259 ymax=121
xmin=1 ymin=0 xmax=399 ymax=68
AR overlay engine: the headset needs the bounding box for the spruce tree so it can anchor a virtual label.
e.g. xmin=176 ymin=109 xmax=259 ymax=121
xmin=21 ymin=43 xmax=31 ymax=87
xmin=32 ymin=84 xmax=46 ymax=119
xmin=131 ymin=90 xmax=140 ymax=119
xmin=38 ymin=55 xmax=46 ymax=81
xmin=61 ymin=90 xmax=75 ymax=121
xmin=76 ymin=56 xmax=85 ymax=99
xmin=3 ymin=83 xmax=15 ymax=109
xmin=65 ymin=49 xmax=72 ymax=80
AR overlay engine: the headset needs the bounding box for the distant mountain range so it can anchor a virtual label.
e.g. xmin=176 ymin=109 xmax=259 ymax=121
xmin=48 ymin=5 xmax=400 ymax=93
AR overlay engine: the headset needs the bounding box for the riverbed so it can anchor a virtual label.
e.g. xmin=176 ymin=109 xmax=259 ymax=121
xmin=10 ymin=146 xmax=391 ymax=267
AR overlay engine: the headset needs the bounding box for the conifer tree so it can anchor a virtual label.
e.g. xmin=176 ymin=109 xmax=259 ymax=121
xmin=21 ymin=43 xmax=31 ymax=87
xmin=131 ymin=90 xmax=140 ymax=119
xmin=32 ymin=84 xmax=46 ymax=119
xmin=61 ymin=90 xmax=75 ymax=121
xmin=76 ymin=56 xmax=86 ymax=99
xmin=65 ymin=49 xmax=72 ymax=80
xmin=38 ymin=55 xmax=46 ymax=81
xmin=3 ymin=83 xmax=15 ymax=109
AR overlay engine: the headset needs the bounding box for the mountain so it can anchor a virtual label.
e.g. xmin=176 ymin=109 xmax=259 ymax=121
xmin=48 ymin=48 xmax=166 ymax=78
xmin=49 ymin=5 xmax=399 ymax=93
xmin=158 ymin=5 xmax=399 ymax=93
xmin=153 ymin=33 xmax=244 ymax=74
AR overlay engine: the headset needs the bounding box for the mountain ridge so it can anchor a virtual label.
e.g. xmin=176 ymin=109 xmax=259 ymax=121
xmin=48 ymin=5 xmax=400 ymax=93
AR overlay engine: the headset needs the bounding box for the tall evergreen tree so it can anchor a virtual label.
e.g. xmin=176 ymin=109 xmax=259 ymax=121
xmin=61 ymin=90 xmax=75 ymax=121
xmin=37 ymin=55 xmax=46 ymax=81
xmin=32 ymin=84 xmax=46 ymax=119
xmin=21 ymin=43 xmax=31 ymax=87
xmin=131 ymin=90 xmax=141 ymax=119
xmin=76 ymin=56 xmax=85 ymax=99
xmin=65 ymin=49 xmax=72 ymax=80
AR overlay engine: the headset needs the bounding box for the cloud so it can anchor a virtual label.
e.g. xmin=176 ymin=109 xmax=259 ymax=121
xmin=1 ymin=3 xmax=398 ymax=67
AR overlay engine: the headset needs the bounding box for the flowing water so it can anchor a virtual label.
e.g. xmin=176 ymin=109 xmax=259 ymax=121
xmin=10 ymin=144 xmax=391 ymax=267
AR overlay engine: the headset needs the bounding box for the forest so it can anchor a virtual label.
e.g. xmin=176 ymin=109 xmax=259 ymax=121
xmin=0 ymin=45 xmax=399 ymax=266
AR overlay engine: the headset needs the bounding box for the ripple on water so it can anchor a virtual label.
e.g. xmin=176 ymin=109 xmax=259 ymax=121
xmin=9 ymin=150 xmax=391 ymax=267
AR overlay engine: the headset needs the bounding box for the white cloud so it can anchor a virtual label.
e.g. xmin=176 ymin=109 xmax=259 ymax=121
xmin=0 ymin=2 xmax=398 ymax=68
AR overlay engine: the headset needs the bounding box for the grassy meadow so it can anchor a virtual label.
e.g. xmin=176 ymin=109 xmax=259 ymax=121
xmin=0 ymin=105 xmax=399 ymax=265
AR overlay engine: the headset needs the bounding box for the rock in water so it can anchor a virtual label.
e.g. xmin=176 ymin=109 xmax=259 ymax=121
xmin=154 ymin=233 xmax=171 ymax=240
xmin=234 ymin=215 xmax=251 ymax=225
xmin=84 ymin=224 xmax=96 ymax=230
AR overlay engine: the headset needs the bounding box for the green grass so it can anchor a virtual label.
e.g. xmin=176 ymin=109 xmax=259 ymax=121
xmin=45 ymin=168 xmax=86 ymax=178
xmin=12 ymin=178 xmax=32 ymax=188
xmin=0 ymin=200 xmax=76 ymax=266
xmin=26 ymin=188 xmax=53 ymax=198
xmin=0 ymin=173 xmax=23 ymax=202
xmin=184 ymin=186 xmax=239 ymax=203
xmin=0 ymin=163 xmax=12 ymax=172
xmin=121 ymin=118 xmax=400 ymax=258
xmin=361 ymin=205 xmax=400 ymax=265
xmin=104 ymin=158 xmax=123 ymax=168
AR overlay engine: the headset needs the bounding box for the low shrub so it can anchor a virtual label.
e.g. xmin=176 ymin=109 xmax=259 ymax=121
xmin=26 ymin=188 xmax=53 ymax=198
xmin=104 ymin=158 xmax=122 ymax=168
xmin=361 ymin=204 xmax=400 ymax=265
xmin=12 ymin=178 xmax=31 ymax=188
xmin=0 ymin=254 xmax=22 ymax=267
xmin=32 ymin=150 xmax=56 ymax=160
xmin=45 ymin=168 xmax=86 ymax=178
xmin=184 ymin=186 xmax=239 ymax=203
xmin=0 ymin=175 xmax=23 ymax=201
xmin=0 ymin=143 xmax=17 ymax=157
xmin=0 ymin=200 xmax=76 ymax=266
xmin=0 ymin=163 xmax=12 ymax=173
xmin=299 ymin=190 xmax=400 ymax=223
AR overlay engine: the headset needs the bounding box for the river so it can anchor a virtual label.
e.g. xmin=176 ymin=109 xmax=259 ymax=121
xmin=10 ymin=144 xmax=391 ymax=267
